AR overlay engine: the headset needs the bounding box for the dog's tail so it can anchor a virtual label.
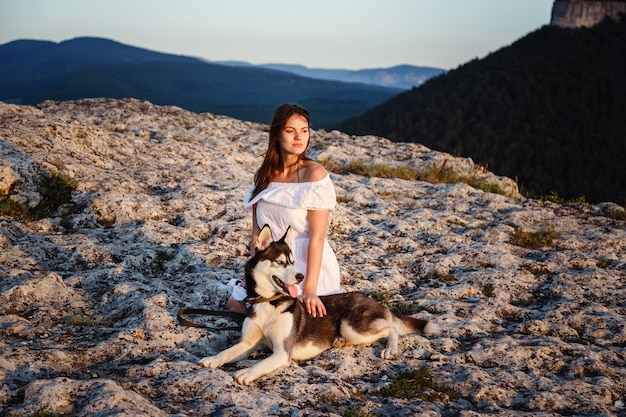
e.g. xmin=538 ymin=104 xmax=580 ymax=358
xmin=395 ymin=316 xmax=441 ymax=336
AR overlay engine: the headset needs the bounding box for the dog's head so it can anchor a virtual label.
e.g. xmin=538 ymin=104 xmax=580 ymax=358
xmin=245 ymin=225 xmax=304 ymax=300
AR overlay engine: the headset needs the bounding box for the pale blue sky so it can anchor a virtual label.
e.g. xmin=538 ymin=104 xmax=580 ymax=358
xmin=0 ymin=0 xmax=554 ymax=70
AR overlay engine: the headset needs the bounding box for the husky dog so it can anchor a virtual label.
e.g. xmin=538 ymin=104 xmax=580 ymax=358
xmin=199 ymin=225 xmax=439 ymax=385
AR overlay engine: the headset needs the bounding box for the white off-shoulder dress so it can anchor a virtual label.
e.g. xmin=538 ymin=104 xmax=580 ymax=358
xmin=242 ymin=174 xmax=341 ymax=297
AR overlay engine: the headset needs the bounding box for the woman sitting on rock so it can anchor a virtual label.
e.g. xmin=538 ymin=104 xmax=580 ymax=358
xmin=227 ymin=103 xmax=341 ymax=318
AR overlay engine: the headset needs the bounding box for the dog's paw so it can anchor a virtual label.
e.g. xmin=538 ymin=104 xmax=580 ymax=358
xmin=198 ymin=356 xmax=221 ymax=368
xmin=380 ymin=347 xmax=398 ymax=359
xmin=234 ymin=368 xmax=257 ymax=385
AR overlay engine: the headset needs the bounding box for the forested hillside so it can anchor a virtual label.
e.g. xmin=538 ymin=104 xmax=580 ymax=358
xmin=337 ymin=16 xmax=626 ymax=204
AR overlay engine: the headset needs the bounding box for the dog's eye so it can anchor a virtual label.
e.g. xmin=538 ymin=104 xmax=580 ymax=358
xmin=275 ymin=260 xmax=285 ymax=266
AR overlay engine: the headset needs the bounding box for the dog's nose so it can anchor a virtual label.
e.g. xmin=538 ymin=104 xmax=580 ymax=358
xmin=296 ymin=273 xmax=304 ymax=282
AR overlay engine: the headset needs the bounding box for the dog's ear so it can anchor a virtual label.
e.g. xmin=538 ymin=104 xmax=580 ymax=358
xmin=255 ymin=224 xmax=273 ymax=252
xmin=279 ymin=226 xmax=294 ymax=251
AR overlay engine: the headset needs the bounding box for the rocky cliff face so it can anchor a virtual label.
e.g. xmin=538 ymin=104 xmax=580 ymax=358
xmin=1 ymin=99 xmax=625 ymax=416
xmin=551 ymin=0 xmax=626 ymax=28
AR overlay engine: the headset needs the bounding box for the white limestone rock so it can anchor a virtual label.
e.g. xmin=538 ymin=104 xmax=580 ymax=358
xmin=0 ymin=98 xmax=624 ymax=416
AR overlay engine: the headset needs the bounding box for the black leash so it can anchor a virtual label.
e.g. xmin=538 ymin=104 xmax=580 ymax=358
xmin=177 ymin=308 xmax=246 ymax=331
xmin=177 ymin=295 xmax=290 ymax=331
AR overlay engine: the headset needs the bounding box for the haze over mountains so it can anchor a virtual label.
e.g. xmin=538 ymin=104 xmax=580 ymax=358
xmin=217 ymin=62 xmax=445 ymax=91
xmin=0 ymin=37 xmax=441 ymax=129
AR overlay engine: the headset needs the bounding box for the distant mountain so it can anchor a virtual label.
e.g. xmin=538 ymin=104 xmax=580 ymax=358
xmin=217 ymin=62 xmax=445 ymax=90
xmin=338 ymin=15 xmax=626 ymax=204
xmin=0 ymin=37 xmax=401 ymax=128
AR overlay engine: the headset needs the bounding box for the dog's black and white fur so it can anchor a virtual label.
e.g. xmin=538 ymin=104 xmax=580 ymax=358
xmin=199 ymin=225 xmax=439 ymax=385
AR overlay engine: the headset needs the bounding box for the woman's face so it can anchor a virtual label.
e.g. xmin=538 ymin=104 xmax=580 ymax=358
xmin=278 ymin=114 xmax=309 ymax=157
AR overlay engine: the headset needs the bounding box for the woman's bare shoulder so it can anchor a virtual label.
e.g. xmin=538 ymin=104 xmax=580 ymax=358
xmin=301 ymin=161 xmax=328 ymax=182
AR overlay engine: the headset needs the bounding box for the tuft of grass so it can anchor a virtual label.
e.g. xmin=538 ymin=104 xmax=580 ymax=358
xmin=33 ymin=173 xmax=78 ymax=218
xmin=0 ymin=172 xmax=78 ymax=222
xmin=155 ymin=249 xmax=175 ymax=270
xmin=370 ymin=291 xmax=442 ymax=315
xmin=393 ymin=303 xmax=443 ymax=315
xmin=419 ymin=159 xmax=459 ymax=184
xmin=605 ymin=209 xmax=626 ymax=221
xmin=66 ymin=315 xmax=93 ymax=327
xmin=468 ymin=180 xmax=506 ymax=196
xmin=370 ymin=291 xmax=392 ymax=307
xmin=96 ymin=215 xmax=116 ymax=228
xmin=379 ymin=367 xmax=458 ymax=401
xmin=510 ymin=227 xmax=558 ymax=250
xmin=0 ymin=198 xmax=30 ymax=220
xmin=510 ymin=297 xmax=534 ymax=308
xmin=7 ymin=404 xmax=72 ymax=417
xmin=321 ymin=159 xmax=420 ymax=181
xmin=521 ymin=264 xmax=551 ymax=276
xmin=392 ymin=303 xmax=422 ymax=315
xmin=570 ymin=322 xmax=585 ymax=337
xmin=311 ymin=140 xmax=329 ymax=152
xmin=511 ymin=286 xmax=560 ymax=308
xmin=319 ymin=158 xmax=510 ymax=196
xmin=436 ymin=270 xmax=457 ymax=284
xmin=482 ymin=283 xmax=496 ymax=298
xmin=341 ymin=407 xmax=375 ymax=417
xmin=539 ymin=190 xmax=587 ymax=204
xmin=173 ymin=135 xmax=193 ymax=143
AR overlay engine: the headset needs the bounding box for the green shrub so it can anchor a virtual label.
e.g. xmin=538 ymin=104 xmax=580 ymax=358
xmin=510 ymin=227 xmax=558 ymax=249
xmin=379 ymin=367 xmax=458 ymax=401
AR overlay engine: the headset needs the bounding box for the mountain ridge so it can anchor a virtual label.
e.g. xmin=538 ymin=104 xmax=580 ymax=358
xmin=0 ymin=37 xmax=403 ymax=129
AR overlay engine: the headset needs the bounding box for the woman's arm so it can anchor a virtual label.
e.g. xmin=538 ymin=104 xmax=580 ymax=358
xmin=300 ymin=208 xmax=329 ymax=317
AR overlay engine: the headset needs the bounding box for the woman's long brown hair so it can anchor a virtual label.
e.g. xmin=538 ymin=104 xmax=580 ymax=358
xmin=251 ymin=103 xmax=312 ymax=198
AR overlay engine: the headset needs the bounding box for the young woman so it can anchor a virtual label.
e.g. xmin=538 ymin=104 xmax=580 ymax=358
xmin=227 ymin=103 xmax=341 ymax=317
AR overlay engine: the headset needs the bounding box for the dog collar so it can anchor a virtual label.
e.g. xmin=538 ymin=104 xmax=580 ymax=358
xmin=246 ymin=294 xmax=290 ymax=304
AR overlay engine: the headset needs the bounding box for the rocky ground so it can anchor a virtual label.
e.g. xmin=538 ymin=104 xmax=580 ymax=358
xmin=1 ymin=98 xmax=625 ymax=417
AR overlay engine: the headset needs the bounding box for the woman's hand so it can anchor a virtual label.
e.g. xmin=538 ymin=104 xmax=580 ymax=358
xmin=299 ymin=290 xmax=326 ymax=318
